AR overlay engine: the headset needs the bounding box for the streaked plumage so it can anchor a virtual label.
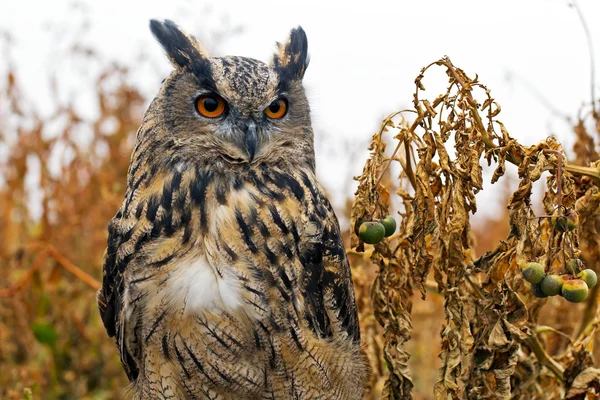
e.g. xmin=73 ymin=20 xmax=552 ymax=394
xmin=97 ymin=20 xmax=366 ymax=399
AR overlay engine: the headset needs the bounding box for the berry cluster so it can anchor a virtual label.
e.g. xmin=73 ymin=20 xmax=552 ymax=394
xmin=358 ymin=216 xmax=397 ymax=244
xmin=520 ymin=208 xmax=597 ymax=302
xmin=522 ymin=260 xmax=597 ymax=303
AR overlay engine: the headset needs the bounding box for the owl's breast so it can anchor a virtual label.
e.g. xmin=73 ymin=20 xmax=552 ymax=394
xmin=128 ymin=170 xmax=303 ymax=320
xmin=113 ymin=165 xmax=366 ymax=397
xmin=154 ymin=254 xmax=244 ymax=315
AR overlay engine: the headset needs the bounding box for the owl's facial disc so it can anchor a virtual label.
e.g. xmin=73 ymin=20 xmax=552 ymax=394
xmin=150 ymin=20 xmax=313 ymax=167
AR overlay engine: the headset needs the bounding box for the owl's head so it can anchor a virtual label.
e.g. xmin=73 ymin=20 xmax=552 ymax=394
xmin=146 ymin=20 xmax=314 ymax=171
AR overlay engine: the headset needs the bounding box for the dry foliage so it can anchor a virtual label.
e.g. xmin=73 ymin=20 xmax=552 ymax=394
xmin=352 ymin=58 xmax=600 ymax=399
xmin=1 ymin=63 xmax=143 ymax=398
xmin=1 ymin=34 xmax=600 ymax=400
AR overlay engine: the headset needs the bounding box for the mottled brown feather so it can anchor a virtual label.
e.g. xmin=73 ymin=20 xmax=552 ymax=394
xmin=98 ymin=19 xmax=366 ymax=399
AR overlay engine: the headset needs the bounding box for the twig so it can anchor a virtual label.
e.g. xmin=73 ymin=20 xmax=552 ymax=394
xmin=0 ymin=251 xmax=48 ymax=297
xmin=505 ymin=71 xmax=571 ymax=122
xmin=465 ymin=269 xmax=486 ymax=301
xmin=534 ymin=325 xmax=573 ymax=344
xmin=524 ymin=335 xmax=565 ymax=383
xmin=563 ymin=164 xmax=600 ymax=186
xmin=0 ymin=244 xmax=100 ymax=297
xmin=375 ymin=112 xmax=421 ymax=190
xmin=46 ymin=245 xmax=100 ymax=291
xmin=571 ymin=0 xmax=597 ymax=117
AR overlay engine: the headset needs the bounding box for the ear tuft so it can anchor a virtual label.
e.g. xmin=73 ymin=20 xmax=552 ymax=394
xmin=271 ymin=26 xmax=309 ymax=86
xmin=149 ymin=19 xmax=211 ymax=78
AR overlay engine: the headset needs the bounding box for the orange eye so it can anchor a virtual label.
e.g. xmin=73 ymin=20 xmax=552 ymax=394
xmin=264 ymin=98 xmax=288 ymax=119
xmin=196 ymin=95 xmax=226 ymax=118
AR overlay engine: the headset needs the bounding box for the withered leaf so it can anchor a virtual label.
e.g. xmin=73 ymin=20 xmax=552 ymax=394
xmin=566 ymin=368 xmax=600 ymax=398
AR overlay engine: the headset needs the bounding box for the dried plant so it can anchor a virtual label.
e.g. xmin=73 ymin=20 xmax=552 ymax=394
xmin=352 ymin=57 xmax=600 ymax=399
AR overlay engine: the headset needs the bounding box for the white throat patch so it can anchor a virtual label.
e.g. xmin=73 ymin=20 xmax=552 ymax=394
xmin=163 ymin=256 xmax=242 ymax=315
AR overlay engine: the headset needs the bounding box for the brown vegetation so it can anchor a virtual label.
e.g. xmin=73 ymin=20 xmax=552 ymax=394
xmin=352 ymin=58 xmax=600 ymax=399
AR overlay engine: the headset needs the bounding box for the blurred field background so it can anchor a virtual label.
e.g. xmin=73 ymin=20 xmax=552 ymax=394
xmin=1 ymin=1 xmax=600 ymax=399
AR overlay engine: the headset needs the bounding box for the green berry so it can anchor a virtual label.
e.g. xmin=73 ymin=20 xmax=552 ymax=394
xmin=540 ymin=275 xmax=563 ymax=296
xmin=359 ymin=221 xmax=386 ymax=244
xmin=353 ymin=218 xmax=364 ymax=236
xmin=531 ymin=283 xmax=548 ymax=298
xmin=551 ymin=215 xmax=568 ymax=232
xmin=380 ymin=216 xmax=397 ymax=237
xmin=521 ymin=262 xmax=545 ymax=284
xmin=568 ymin=219 xmax=577 ymax=231
xmin=561 ymin=279 xmax=589 ymax=303
xmin=566 ymin=258 xmax=584 ymax=274
xmin=577 ymin=269 xmax=597 ymax=289
xmin=551 ymin=210 xmax=578 ymax=233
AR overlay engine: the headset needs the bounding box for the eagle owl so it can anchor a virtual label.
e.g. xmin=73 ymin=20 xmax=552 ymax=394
xmin=97 ymin=20 xmax=366 ymax=399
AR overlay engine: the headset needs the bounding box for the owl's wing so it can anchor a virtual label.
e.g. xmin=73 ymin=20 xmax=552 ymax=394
xmin=298 ymin=173 xmax=360 ymax=343
xmin=97 ymin=165 xmax=210 ymax=382
xmin=97 ymin=208 xmax=140 ymax=382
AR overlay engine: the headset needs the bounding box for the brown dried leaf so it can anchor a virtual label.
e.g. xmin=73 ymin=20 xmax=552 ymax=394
xmin=565 ymin=368 xmax=600 ymax=398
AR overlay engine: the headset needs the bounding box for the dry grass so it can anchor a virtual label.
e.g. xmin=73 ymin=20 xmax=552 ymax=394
xmin=1 ymin=64 xmax=142 ymax=399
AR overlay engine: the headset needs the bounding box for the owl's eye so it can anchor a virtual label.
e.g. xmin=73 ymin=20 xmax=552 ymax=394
xmin=264 ymin=98 xmax=288 ymax=119
xmin=196 ymin=95 xmax=227 ymax=118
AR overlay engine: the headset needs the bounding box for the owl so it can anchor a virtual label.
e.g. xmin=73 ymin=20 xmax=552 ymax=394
xmin=97 ymin=20 xmax=366 ymax=399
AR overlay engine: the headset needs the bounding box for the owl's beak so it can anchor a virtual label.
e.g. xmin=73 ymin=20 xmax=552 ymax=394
xmin=245 ymin=122 xmax=258 ymax=162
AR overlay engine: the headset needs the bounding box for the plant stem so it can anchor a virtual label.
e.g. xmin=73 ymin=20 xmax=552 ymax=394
xmin=524 ymin=335 xmax=565 ymax=383
xmin=376 ymin=115 xmax=422 ymax=190
xmin=571 ymin=0 xmax=597 ymax=117
xmin=564 ymin=164 xmax=600 ymax=186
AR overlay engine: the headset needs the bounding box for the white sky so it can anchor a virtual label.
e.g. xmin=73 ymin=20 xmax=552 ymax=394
xmin=2 ymin=0 xmax=599 ymax=219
